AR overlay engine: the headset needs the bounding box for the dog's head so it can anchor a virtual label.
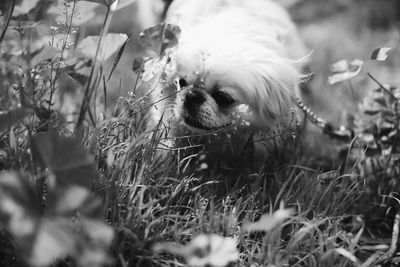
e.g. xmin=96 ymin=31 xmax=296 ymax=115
xmin=172 ymin=11 xmax=303 ymax=136
xmin=138 ymin=5 xmax=308 ymax=163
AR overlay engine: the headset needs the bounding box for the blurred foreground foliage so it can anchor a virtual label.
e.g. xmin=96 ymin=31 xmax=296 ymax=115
xmin=0 ymin=0 xmax=400 ymax=267
xmin=0 ymin=0 xmax=124 ymax=266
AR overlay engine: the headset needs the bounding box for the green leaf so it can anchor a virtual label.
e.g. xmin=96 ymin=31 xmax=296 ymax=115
xmin=48 ymin=1 xmax=101 ymax=26
xmin=363 ymin=109 xmax=382 ymax=116
xmin=0 ymin=172 xmax=112 ymax=267
xmin=372 ymin=96 xmax=388 ymax=107
xmin=242 ymin=207 xmax=294 ymax=232
xmin=77 ymin=33 xmax=129 ymax=62
xmin=78 ymin=193 xmax=104 ymax=218
xmin=334 ymin=248 xmax=359 ymax=265
xmin=108 ymin=34 xmax=130 ymax=81
xmin=76 ymin=218 xmax=114 ymax=266
xmin=33 ymin=34 xmax=76 ymax=53
xmin=29 ymin=219 xmax=77 ymax=267
xmin=371 ymin=47 xmax=392 ymax=61
xmin=50 ymin=184 xmax=103 ymax=218
xmin=54 ymin=186 xmax=91 ymax=216
xmin=0 ymin=107 xmax=32 ymax=132
xmin=13 ymin=0 xmax=40 ymax=16
xmin=0 ymin=171 xmax=41 ymax=253
xmin=109 ymin=0 xmax=137 ymax=11
xmin=154 ymin=234 xmax=238 ymax=267
xmin=81 ymin=218 xmax=114 ymax=246
xmin=329 ymin=59 xmax=349 ymax=73
xmin=132 ymin=56 xmax=145 ymax=74
xmin=60 ymin=57 xmax=93 ymax=85
xmin=328 ymin=59 xmax=364 ymax=85
xmin=31 ymin=132 xmax=97 ymax=189
xmin=138 ymin=23 xmax=181 ymax=56
xmin=29 ymin=216 xmax=114 ymax=267
xmin=29 ymin=45 xmax=59 ymax=67
xmin=73 ymin=0 xmax=117 ymax=6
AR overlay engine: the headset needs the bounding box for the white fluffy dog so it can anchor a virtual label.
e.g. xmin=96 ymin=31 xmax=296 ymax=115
xmin=142 ymin=0 xmax=308 ymax=165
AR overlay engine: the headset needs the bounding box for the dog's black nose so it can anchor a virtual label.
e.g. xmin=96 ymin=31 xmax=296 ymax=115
xmin=184 ymin=89 xmax=206 ymax=107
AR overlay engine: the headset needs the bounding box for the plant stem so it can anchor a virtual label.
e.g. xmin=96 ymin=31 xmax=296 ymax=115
xmin=48 ymin=0 xmax=77 ymax=112
xmin=367 ymin=72 xmax=397 ymax=100
xmin=0 ymin=0 xmax=16 ymax=45
xmin=76 ymin=4 xmax=113 ymax=130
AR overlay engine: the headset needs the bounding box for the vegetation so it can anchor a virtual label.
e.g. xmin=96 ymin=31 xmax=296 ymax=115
xmin=0 ymin=0 xmax=399 ymax=267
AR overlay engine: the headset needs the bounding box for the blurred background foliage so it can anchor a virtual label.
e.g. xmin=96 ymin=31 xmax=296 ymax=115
xmin=64 ymin=0 xmax=400 ymax=126
xmin=291 ymin=0 xmax=400 ymax=117
xmin=0 ymin=0 xmax=400 ymax=266
xmin=2 ymin=0 xmax=396 ymax=122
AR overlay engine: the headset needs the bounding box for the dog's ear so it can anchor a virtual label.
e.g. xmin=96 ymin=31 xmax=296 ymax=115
xmin=256 ymin=58 xmax=301 ymax=125
xmin=261 ymin=76 xmax=295 ymax=122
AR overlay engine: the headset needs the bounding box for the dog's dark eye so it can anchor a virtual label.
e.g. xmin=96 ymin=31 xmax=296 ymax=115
xmin=178 ymin=78 xmax=188 ymax=88
xmin=212 ymin=91 xmax=235 ymax=106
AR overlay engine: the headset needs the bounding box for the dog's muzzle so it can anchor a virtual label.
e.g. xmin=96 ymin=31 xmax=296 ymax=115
xmin=182 ymin=88 xmax=209 ymax=129
xmin=184 ymin=88 xmax=206 ymax=110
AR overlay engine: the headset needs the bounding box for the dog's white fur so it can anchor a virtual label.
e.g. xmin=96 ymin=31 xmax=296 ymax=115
xmin=145 ymin=0 xmax=307 ymax=164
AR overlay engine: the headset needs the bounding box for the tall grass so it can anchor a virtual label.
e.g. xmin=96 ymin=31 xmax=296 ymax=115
xmin=0 ymin=1 xmax=400 ymax=267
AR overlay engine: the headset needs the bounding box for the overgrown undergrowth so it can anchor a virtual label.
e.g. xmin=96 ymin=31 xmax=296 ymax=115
xmin=1 ymin=1 xmax=400 ymax=267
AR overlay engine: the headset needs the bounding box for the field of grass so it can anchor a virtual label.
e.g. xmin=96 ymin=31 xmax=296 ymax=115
xmin=1 ymin=0 xmax=400 ymax=267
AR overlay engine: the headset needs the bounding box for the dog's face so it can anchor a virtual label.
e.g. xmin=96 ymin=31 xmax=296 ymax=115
xmin=145 ymin=1 xmax=307 ymax=161
xmin=172 ymin=38 xmax=301 ymax=136
xmin=175 ymin=77 xmax=254 ymax=132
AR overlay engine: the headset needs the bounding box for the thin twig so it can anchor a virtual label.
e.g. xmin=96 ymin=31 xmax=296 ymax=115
xmin=48 ymin=1 xmax=77 ymax=112
xmin=387 ymin=213 xmax=400 ymax=258
xmin=0 ymin=0 xmax=16 ymax=45
xmin=369 ymin=212 xmax=400 ymax=266
xmin=368 ymin=72 xmax=398 ymax=100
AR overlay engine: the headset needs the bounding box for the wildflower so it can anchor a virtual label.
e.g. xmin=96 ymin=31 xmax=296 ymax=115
xmin=328 ymin=59 xmax=364 ymax=85
xmin=242 ymin=205 xmax=294 ymax=233
xmin=371 ymin=47 xmax=392 ymax=61
xmin=154 ymin=234 xmax=239 ymax=267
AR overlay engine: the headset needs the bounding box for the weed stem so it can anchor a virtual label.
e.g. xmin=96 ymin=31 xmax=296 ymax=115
xmin=0 ymin=0 xmax=16 ymax=45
